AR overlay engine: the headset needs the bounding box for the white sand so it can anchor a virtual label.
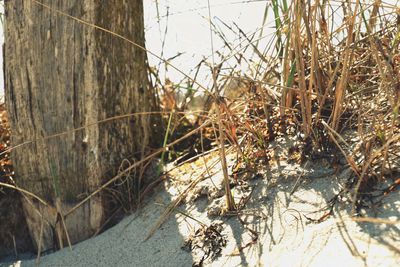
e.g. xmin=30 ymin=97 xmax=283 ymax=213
xmin=3 ymin=154 xmax=399 ymax=267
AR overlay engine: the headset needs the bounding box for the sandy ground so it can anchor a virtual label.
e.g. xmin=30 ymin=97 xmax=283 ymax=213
xmin=2 ymin=150 xmax=399 ymax=267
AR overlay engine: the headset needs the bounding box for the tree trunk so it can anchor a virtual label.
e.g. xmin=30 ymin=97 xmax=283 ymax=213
xmin=4 ymin=0 xmax=156 ymax=251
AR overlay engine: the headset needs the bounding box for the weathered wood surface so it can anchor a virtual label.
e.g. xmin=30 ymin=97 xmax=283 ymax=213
xmin=4 ymin=0 xmax=156 ymax=251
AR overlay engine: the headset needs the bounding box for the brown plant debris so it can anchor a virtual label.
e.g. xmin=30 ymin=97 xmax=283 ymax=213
xmin=182 ymin=222 xmax=227 ymax=266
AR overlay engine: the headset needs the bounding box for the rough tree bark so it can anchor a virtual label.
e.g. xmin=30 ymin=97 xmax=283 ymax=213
xmin=4 ymin=0 xmax=156 ymax=251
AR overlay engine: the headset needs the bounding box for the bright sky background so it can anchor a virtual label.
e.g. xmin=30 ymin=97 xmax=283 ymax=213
xmin=143 ymin=0 xmax=272 ymax=88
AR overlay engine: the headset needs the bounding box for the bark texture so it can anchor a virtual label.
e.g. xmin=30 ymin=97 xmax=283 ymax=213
xmin=4 ymin=0 xmax=156 ymax=251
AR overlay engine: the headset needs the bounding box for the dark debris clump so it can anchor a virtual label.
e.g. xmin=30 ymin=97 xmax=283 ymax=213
xmin=182 ymin=222 xmax=227 ymax=267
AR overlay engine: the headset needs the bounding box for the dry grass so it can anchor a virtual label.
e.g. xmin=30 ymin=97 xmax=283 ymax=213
xmin=146 ymin=0 xmax=399 ymax=238
xmin=151 ymin=2 xmax=400 ymax=231
xmin=0 ymin=0 xmax=400 ymax=260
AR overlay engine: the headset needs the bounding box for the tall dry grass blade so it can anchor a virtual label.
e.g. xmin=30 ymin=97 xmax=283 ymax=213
xmin=331 ymin=0 xmax=360 ymax=130
xmin=316 ymin=59 xmax=341 ymax=122
xmin=293 ymin=0 xmax=311 ymax=136
xmin=279 ymin=1 xmax=293 ymax=114
xmin=207 ymin=0 xmax=235 ymax=211
xmin=365 ymin=0 xmax=398 ymax=108
xmin=307 ymin=1 xmax=318 ymax=117
xmin=271 ymin=0 xmax=283 ymax=56
xmin=254 ymin=2 xmax=270 ymax=54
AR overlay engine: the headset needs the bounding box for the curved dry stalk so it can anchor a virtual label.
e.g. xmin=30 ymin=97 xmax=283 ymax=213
xmin=0 ymin=182 xmax=50 ymax=207
xmin=0 ymin=111 xmax=208 ymax=157
xmin=143 ymin=150 xmax=229 ymax=241
xmin=65 ymin=121 xmax=211 ymax=217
